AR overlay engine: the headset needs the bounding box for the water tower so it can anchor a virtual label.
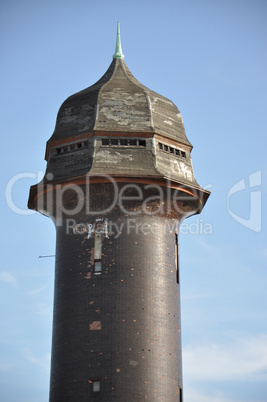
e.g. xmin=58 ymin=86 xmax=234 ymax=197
xmin=28 ymin=23 xmax=209 ymax=401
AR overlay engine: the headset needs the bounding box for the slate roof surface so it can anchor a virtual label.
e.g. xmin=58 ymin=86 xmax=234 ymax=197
xmin=47 ymin=58 xmax=191 ymax=147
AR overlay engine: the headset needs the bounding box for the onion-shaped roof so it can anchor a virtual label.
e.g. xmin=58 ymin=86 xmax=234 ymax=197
xmin=47 ymin=57 xmax=191 ymax=148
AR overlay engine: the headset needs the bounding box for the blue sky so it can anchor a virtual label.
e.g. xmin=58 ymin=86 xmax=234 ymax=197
xmin=1 ymin=0 xmax=267 ymax=401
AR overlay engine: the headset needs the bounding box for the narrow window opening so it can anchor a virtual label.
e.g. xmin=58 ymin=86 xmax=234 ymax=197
xmin=179 ymin=387 xmax=183 ymax=402
xmin=111 ymin=139 xmax=118 ymax=145
xmin=94 ymin=233 xmax=102 ymax=275
xmin=94 ymin=234 xmax=102 ymax=260
xmin=164 ymin=145 xmax=168 ymax=152
xmin=94 ymin=260 xmax=102 ymax=274
xmin=175 ymin=149 xmax=180 ymax=156
xmin=175 ymin=233 xmax=180 ymax=284
xmin=170 ymin=147 xmax=174 ymax=154
xmin=93 ymin=381 xmax=100 ymax=392
xmin=129 ymin=139 xmax=137 ymax=146
xmin=181 ymin=151 xmax=186 ymax=158
xmin=120 ymin=139 xmax=128 ymax=146
xmin=158 ymin=142 xmax=163 ymax=150
xmin=139 ymin=140 xmax=146 ymax=147
xmin=55 ymin=141 xmax=91 ymax=156
xmin=102 ymin=139 xmax=109 ymax=146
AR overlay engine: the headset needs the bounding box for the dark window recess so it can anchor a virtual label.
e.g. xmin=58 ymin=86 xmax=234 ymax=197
xmin=101 ymin=138 xmax=146 ymax=147
xmin=179 ymin=388 xmax=183 ymax=402
xmin=94 ymin=233 xmax=102 ymax=275
xmin=94 ymin=260 xmax=102 ymax=274
xmin=92 ymin=381 xmax=100 ymax=392
xmin=55 ymin=140 xmax=88 ymax=156
xmin=158 ymin=142 xmax=186 ymax=159
xmin=175 ymin=233 xmax=180 ymax=284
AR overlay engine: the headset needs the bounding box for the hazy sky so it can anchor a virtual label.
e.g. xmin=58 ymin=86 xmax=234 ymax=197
xmin=1 ymin=1 xmax=267 ymax=401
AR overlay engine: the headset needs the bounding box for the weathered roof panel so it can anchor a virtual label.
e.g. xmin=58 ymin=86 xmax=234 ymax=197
xmin=47 ymin=58 xmax=191 ymax=147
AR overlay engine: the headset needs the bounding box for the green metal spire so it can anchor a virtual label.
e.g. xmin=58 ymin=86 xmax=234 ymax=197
xmin=113 ymin=21 xmax=124 ymax=60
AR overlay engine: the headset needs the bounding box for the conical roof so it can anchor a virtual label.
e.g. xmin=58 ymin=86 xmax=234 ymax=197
xmin=47 ymin=58 xmax=191 ymax=148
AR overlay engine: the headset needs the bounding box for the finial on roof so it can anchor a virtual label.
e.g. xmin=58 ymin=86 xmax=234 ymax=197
xmin=113 ymin=21 xmax=124 ymax=60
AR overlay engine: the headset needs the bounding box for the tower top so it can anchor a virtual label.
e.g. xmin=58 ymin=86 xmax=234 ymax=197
xmin=28 ymin=25 xmax=211 ymax=214
xmin=113 ymin=21 xmax=124 ymax=59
